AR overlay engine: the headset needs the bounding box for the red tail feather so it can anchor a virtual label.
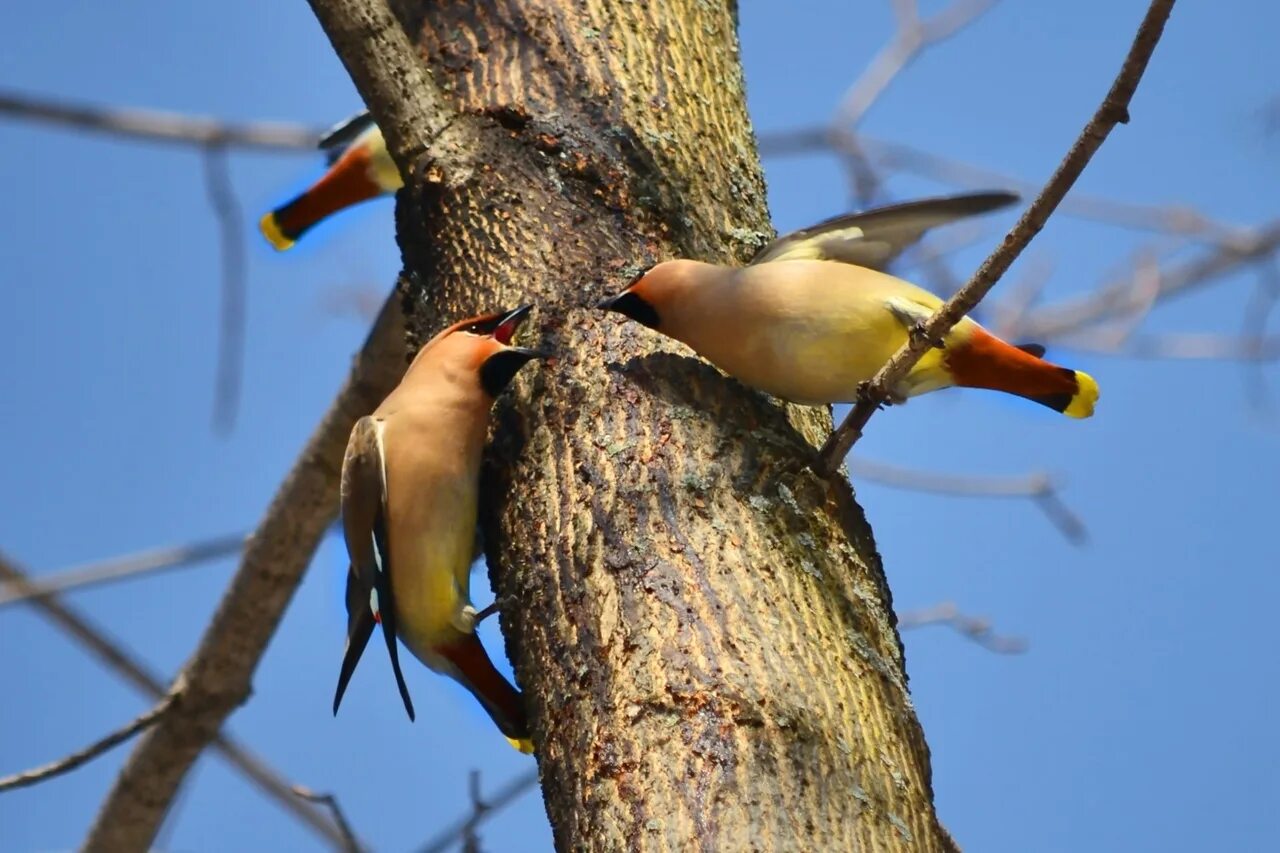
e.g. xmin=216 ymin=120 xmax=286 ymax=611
xmin=437 ymin=634 xmax=529 ymax=741
xmin=946 ymin=328 xmax=1079 ymax=412
xmin=271 ymin=146 xmax=383 ymax=242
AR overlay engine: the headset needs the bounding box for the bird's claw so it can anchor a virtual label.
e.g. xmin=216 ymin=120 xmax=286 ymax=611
xmin=855 ymin=381 xmax=888 ymax=410
xmin=475 ymin=597 xmax=514 ymax=625
xmin=909 ymin=322 xmax=944 ymax=350
xmin=454 ymin=604 xmax=479 ymax=633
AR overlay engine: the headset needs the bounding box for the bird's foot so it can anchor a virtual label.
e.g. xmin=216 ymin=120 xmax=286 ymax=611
xmin=475 ymin=597 xmax=514 ymax=625
xmin=454 ymin=604 xmax=479 ymax=634
xmin=855 ymin=381 xmax=889 ymax=411
xmin=909 ymin=322 xmax=945 ymax=350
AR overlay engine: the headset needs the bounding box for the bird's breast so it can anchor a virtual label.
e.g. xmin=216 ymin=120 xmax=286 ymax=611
xmin=387 ymin=468 xmax=480 ymax=668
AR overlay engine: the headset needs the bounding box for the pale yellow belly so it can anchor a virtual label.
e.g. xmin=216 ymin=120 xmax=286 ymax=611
xmin=698 ymin=314 xmax=948 ymax=404
xmin=387 ymin=485 xmax=477 ymax=671
xmin=682 ymin=273 xmax=957 ymax=404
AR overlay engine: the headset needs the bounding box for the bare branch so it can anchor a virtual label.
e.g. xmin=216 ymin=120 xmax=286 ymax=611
xmin=850 ymin=458 xmax=1086 ymax=543
xmin=0 ymin=698 xmax=173 ymax=793
xmin=0 ymin=89 xmax=321 ymax=151
xmin=757 ymin=128 xmax=1249 ymax=246
xmin=0 ymin=552 xmax=349 ymax=847
xmin=1017 ymin=221 xmax=1280 ymax=341
xmin=293 ymin=787 xmax=365 ymax=853
xmin=832 ymin=0 xmax=999 ymax=128
xmin=418 ymin=769 xmax=541 ymax=853
xmin=858 ymin=134 xmax=1249 ymax=245
xmin=83 ymin=291 xmax=409 ymax=851
xmin=85 ymin=0 xmax=487 ymax=839
xmin=320 ymin=285 xmax=388 ymax=323
xmin=462 ymin=771 xmax=484 ymax=853
xmin=898 ymin=602 xmax=1028 ymax=654
xmin=1067 ymin=331 xmax=1280 ymax=361
xmin=1243 ymin=262 xmax=1280 ymax=410
xmin=0 ymin=532 xmax=245 ymax=609
xmin=202 ymin=145 xmax=249 ymax=434
xmin=987 ymin=254 xmax=1056 ymax=339
xmin=817 ymin=0 xmax=1178 ymax=474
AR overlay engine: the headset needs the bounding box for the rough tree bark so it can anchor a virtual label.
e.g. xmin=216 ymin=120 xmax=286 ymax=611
xmin=311 ymin=1 xmax=955 ymax=850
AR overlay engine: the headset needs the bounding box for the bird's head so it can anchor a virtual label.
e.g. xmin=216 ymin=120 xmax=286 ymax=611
xmin=418 ymin=304 xmax=548 ymax=397
xmin=595 ymin=259 xmax=706 ymax=332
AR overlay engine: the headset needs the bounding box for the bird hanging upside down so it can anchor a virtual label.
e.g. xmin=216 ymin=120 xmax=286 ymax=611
xmin=259 ymin=111 xmax=401 ymax=251
xmin=333 ymin=305 xmax=546 ymax=754
xmin=597 ymin=192 xmax=1098 ymax=418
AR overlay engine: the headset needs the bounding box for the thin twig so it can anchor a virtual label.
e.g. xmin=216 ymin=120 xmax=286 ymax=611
xmin=203 ymin=145 xmax=249 ymax=434
xmin=462 ymin=770 xmax=485 ymax=853
xmin=850 ymin=458 xmax=1086 ymax=543
xmin=1066 ymin=330 xmax=1280 ymax=361
xmin=898 ymin=602 xmax=1028 ymax=654
xmin=0 ymin=89 xmax=321 ymax=150
xmin=817 ymin=0 xmax=1179 ymax=474
xmin=1016 ymin=221 xmax=1280 ymax=341
xmin=987 ymin=254 xmax=1056 ymax=339
xmin=0 ymin=698 xmax=174 ymax=793
xmin=293 ymin=787 xmax=365 ymax=853
xmin=832 ymin=0 xmax=999 ymax=128
xmin=858 ymin=134 xmax=1249 ymax=246
xmin=0 ymin=533 xmax=246 ymax=609
xmin=1243 ymin=261 xmax=1280 ymax=411
xmin=418 ymin=769 xmax=541 ymax=853
xmin=757 ymin=127 xmax=1249 ymax=246
xmin=0 ymin=554 xmax=349 ymax=847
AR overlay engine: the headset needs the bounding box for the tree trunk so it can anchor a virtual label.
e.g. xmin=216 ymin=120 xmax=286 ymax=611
xmin=317 ymin=0 xmax=956 ymax=849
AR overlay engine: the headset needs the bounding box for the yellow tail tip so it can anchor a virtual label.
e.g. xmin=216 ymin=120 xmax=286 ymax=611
xmin=1064 ymin=370 xmax=1100 ymax=418
xmin=258 ymin=211 xmax=295 ymax=251
xmin=506 ymin=736 xmax=535 ymax=754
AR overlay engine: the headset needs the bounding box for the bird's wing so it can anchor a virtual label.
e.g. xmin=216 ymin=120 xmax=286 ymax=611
xmin=333 ymin=563 xmax=375 ymax=716
xmin=335 ymin=416 xmax=416 ymax=721
xmin=319 ymin=110 xmax=377 ymax=165
xmin=749 ymin=191 xmax=1020 ymax=270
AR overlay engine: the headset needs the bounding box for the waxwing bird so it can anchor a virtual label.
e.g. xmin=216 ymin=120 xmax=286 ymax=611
xmin=333 ymin=305 xmax=545 ymax=754
xmin=259 ymin=111 xmax=401 ymax=250
xmin=597 ymin=193 xmax=1098 ymax=417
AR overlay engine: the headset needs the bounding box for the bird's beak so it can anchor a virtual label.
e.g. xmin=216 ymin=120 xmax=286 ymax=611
xmin=594 ymin=290 xmax=660 ymax=329
xmin=492 ymin=304 xmax=535 ymax=345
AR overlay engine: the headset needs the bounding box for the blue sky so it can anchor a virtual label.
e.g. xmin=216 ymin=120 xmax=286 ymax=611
xmin=1 ymin=1 xmax=1277 ymax=850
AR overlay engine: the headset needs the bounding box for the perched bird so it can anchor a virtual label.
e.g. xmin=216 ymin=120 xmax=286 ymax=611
xmin=259 ymin=111 xmax=400 ymax=250
xmin=597 ymin=192 xmax=1098 ymax=417
xmin=334 ymin=305 xmax=545 ymax=753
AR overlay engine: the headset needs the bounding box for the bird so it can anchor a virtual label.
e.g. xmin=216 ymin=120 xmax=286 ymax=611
xmin=333 ymin=304 xmax=546 ymax=754
xmin=259 ymin=111 xmax=400 ymax=250
xmin=596 ymin=192 xmax=1098 ymax=417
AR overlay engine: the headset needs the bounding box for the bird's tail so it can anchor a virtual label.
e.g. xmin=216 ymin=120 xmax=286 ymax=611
xmin=438 ymin=634 xmax=534 ymax=754
xmin=259 ymin=147 xmax=384 ymax=251
xmin=946 ymin=328 xmax=1099 ymax=418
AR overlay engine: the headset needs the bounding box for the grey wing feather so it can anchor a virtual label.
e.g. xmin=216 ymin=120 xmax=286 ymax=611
xmin=335 ymin=416 xmax=416 ymax=721
xmin=319 ymin=110 xmax=377 ymax=165
xmin=750 ymin=191 xmax=1020 ymax=271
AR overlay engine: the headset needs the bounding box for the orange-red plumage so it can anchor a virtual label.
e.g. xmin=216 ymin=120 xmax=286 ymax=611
xmin=437 ymin=635 xmax=529 ymax=743
xmin=269 ymin=147 xmax=384 ymax=245
xmin=946 ymin=328 xmax=1081 ymax=414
